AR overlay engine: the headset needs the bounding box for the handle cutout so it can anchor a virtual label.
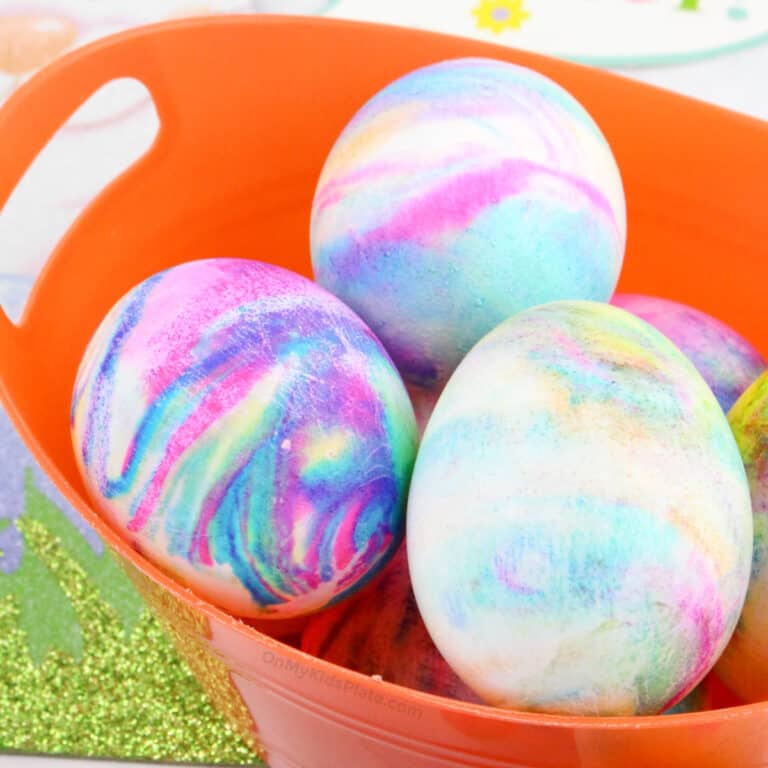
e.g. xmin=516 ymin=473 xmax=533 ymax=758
xmin=0 ymin=77 xmax=159 ymax=322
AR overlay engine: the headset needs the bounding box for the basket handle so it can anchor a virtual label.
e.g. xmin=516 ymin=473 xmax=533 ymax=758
xmin=0 ymin=26 xmax=172 ymax=347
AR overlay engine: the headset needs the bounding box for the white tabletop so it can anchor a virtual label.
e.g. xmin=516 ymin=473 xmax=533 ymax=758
xmin=615 ymin=41 xmax=768 ymax=121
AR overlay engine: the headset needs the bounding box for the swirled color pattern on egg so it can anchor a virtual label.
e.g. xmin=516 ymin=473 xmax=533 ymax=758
xmin=716 ymin=371 xmax=768 ymax=702
xmin=71 ymin=258 xmax=418 ymax=618
xmin=407 ymin=301 xmax=752 ymax=716
xmin=311 ymin=58 xmax=626 ymax=388
xmin=611 ymin=293 xmax=766 ymax=413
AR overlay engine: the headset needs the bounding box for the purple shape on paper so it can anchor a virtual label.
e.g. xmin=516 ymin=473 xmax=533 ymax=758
xmin=0 ymin=407 xmax=103 ymax=573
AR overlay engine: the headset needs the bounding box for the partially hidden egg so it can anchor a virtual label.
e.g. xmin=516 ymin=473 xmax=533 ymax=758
xmin=407 ymin=300 xmax=752 ymax=716
xmin=661 ymin=671 xmax=740 ymax=714
xmin=311 ymin=58 xmax=626 ymax=391
xmin=716 ymin=371 xmax=768 ymax=701
xmin=407 ymin=382 xmax=442 ymax=437
xmin=302 ymin=544 xmax=481 ymax=703
xmin=71 ymin=258 xmax=418 ymax=618
xmin=662 ymin=682 xmax=709 ymax=715
xmin=611 ymin=293 xmax=766 ymax=413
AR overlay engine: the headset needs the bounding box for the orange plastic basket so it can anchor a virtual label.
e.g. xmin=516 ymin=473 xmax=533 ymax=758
xmin=1 ymin=16 xmax=767 ymax=768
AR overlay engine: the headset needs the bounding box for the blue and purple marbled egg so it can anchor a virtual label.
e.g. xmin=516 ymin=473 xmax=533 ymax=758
xmin=71 ymin=258 xmax=418 ymax=618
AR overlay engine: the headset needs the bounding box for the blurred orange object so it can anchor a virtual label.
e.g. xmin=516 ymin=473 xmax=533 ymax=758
xmin=0 ymin=13 xmax=77 ymax=75
xmin=0 ymin=15 xmax=767 ymax=768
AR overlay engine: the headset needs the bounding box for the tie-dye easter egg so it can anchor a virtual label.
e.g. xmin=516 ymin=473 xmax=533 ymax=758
xmin=71 ymin=258 xmax=418 ymax=618
xmin=612 ymin=293 xmax=766 ymax=413
xmin=407 ymin=300 xmax=752 ymax=716
xmin=311 ymin=58 xmax=626 ymax=389
xmin=302 ymin=544 xmax=481 ymax=702
xmin=716 ymin=371 xmax=768 ymax=702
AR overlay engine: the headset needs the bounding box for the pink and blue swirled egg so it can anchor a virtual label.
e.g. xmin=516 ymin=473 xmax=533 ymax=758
xmin=311 ymin=58 xmax=626 ymax=389
xmin=612 ymin=293 xmax=766 ymax=413
xmin=70 ymin=258 xmax=418 ymax=618
xmin=407 ymin=301 xmax=752 ymax=716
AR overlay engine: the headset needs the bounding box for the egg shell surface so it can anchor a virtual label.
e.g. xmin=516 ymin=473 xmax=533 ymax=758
xmin=407 ymin=300 xmax=752 ymax=716
xmin=311 ymin=57 xmax=626 ymax=388
xmin=612 ymin=293 xmax=766 ymax=413
xmin=71 ymin=258 xmax=418 ymax=618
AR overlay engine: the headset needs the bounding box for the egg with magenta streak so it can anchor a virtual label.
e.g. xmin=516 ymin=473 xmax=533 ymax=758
xmin=71 ymin=258 xmax=418 ymax=618
xmin=302 ymin=544 xmax=481 ymax=702
xmin=407 ymin=300 xmax=752 ymax=716
xmin=311 ymin=58 xmax=626 ymax=394
xmin=611 ymin=293 xmax=766 ymax=413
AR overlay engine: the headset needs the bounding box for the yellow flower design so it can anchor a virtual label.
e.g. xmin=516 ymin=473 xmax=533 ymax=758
xmin=473 ymin=0 xmax=530 ymax=34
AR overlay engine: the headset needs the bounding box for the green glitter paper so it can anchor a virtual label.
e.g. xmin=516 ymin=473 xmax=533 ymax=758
xmin=0 ymin=470 xmax=261 ymax=765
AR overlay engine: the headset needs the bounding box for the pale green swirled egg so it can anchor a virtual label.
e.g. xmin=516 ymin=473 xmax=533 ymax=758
xmin=407 ymin=300 xmax=752 ymax=716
